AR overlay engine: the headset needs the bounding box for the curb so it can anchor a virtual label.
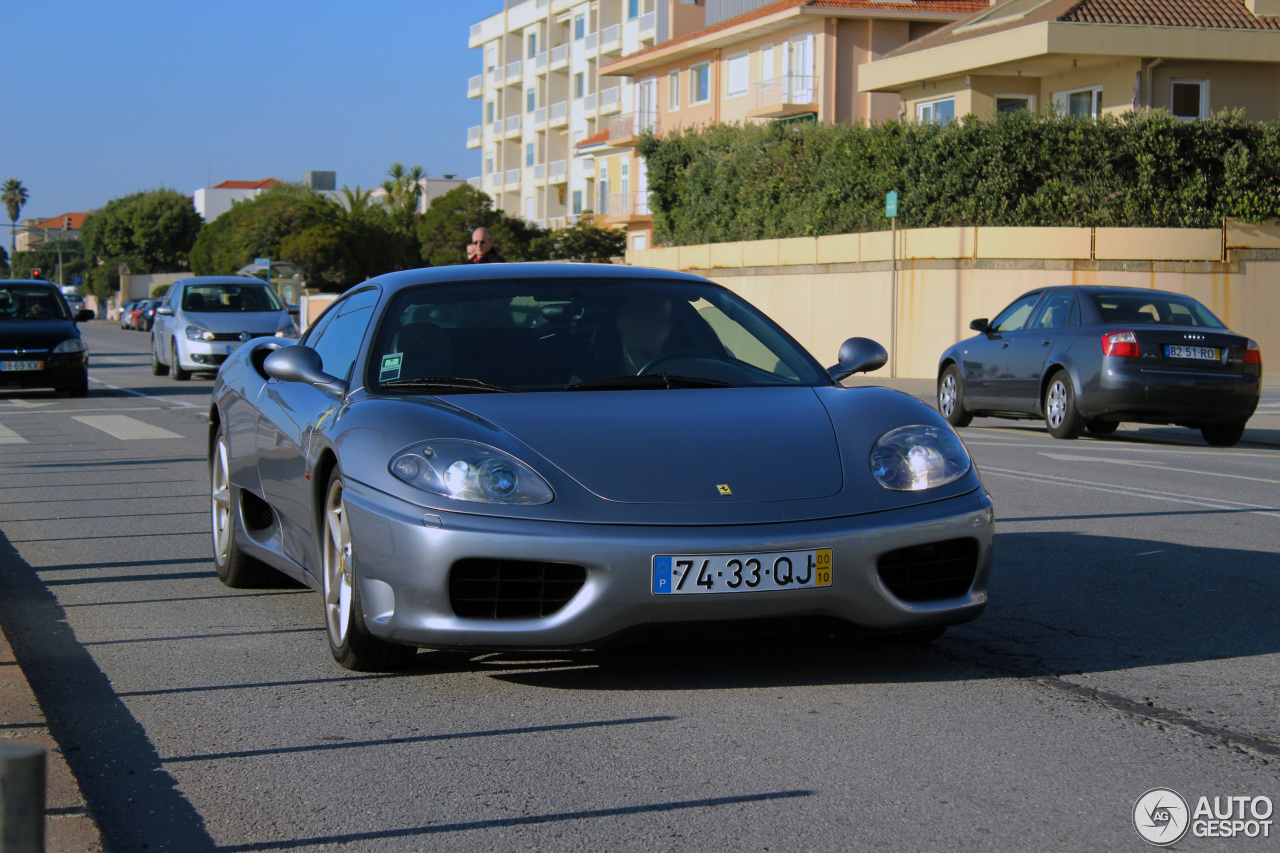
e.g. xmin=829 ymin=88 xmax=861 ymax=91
xmin=0 ymin=627 xmax=104 ymax=853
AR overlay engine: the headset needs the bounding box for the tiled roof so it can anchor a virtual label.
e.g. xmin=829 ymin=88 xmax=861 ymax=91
xmin=211 ymin=178 xmax=284 ymax=190
xmin=886 ymin=0 xmax=1280 ymax=57
xmin=33 ymin=212 xmax=90 ymax=230
xmin=606 ymin=0 xmax=987 ymax=68
xmin=575 ymin=129 xmax=611 ymax=148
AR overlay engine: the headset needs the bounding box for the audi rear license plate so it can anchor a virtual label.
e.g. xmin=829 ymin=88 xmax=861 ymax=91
xmin=0 ymin=360 xmax=43 ymax=371
xmin=1166 ymin=344 xmax=1219 ymax=360
xmin=653 ymin=548 xmax=832 ymax=595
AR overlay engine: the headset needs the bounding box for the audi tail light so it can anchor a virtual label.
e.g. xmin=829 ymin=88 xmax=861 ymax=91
xmin=1101 ymin=330 xmax=1139 ymax=358
xmin=1245 ymin=339 xmax=1262 ymax=366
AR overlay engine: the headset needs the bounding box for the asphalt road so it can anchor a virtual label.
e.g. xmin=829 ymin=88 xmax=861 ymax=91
xmin=1 ymin=321 xmax=1278 ymax=852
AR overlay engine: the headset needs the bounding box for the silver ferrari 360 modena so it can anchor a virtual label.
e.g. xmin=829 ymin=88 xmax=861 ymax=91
xmin=208 ymin=264 xmax=995 ymax=670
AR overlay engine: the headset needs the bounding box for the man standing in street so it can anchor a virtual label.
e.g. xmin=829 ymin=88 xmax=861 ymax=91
xmin=466 ymin=227 xmax=504 ymax=264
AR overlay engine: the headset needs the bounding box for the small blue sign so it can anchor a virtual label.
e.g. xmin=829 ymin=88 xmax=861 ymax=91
xmin=885 ymin=190 xmax=899 ymax=218
xmin=71 ymin=275 xmax=82 ymax=287
xmin=652 ymin=557 xmax=672 ymax=594
xmin=254 ymin=257 xmax=270 ymax=267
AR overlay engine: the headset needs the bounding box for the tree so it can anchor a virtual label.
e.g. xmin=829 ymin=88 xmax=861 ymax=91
xmin=3 ymin=179 xmax=29 ymax=252
xmin=81 ymin=189 xmax=203 ymax=273
xmin=0 ymin=244 xmax=8 ymax=277
xmin=417 ymin=184 xmax=548 ymax=266
xmin=533 ymin=213 xmax=626 ymax=263
xmin=9 ymin=239 xmax=90 ymax=284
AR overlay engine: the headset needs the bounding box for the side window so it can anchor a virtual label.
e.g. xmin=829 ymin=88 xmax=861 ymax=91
xmin=307 ymin=289 xmax=380 ymax=381
xmin=991 ymin=294 xmax=1042 ymax=333
xmin=1068 ymin=299 xmax=1081 ymax=327
xmin=1028 ymin=292 xmax=1074 ymax=330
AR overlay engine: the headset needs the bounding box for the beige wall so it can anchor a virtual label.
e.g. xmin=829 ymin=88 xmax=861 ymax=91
xmin=628 ymin=222 xmax=1280 ymax=384
xmin=1150 ymin=60 xmax=1280 ymax=119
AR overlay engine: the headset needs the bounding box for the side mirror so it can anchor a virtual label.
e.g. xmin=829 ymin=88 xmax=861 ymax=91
xmin=969 ymin=318 xmax=990 ymax=333
xmin=263 ymin=345 xmax=346 ymax=395
xmin=76 ymin=309 xmax=95 ymax=322
xmin=828 ymin=337 xmax=888 ymax=381
xmin=156 ymin=306 xmax=174 ymax=316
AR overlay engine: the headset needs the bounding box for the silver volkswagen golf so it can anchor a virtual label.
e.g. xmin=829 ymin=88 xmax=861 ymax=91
xmin=208 ymin=264 xmax=995 ymax=671
xmin=152 ymin=276 xmax=297 ymax=379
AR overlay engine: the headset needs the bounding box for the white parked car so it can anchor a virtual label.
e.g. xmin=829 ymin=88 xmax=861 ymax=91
xmin=151 ymin=277 xmax=298 ymax=380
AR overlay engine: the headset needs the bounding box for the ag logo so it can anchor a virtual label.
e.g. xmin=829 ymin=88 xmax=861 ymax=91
xmin=1134 ymin=788 xmax=1190 ymax=846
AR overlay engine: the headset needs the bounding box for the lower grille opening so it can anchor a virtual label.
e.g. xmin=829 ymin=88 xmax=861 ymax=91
xmin=239 ymin=489 xmax=276 ymax=531
xmin=876 ymin=538 xmax=979 ymax=603
xmin=449 ymin=559 xmax=587 ymax=620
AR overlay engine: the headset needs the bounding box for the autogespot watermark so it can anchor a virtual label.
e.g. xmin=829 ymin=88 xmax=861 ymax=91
xmin=1133 ymin=788 xmax=1274 ymax=846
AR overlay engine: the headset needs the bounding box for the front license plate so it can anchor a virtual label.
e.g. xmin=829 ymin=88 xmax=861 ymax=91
xmin=1166 ymin=345 xmax=1219 ymax=360
xmin=0 ymin=360 xmax=43 ymax=371
xmin=652 ymin=548 xmax=832 ymax=595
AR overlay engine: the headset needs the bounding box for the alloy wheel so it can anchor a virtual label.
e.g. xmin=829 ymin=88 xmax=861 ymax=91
xmin=211 ymin=439 xmax=232 ymax=563
xmin=323 ymin=479 xmax=354 ymax=648
xmin=939 ymin=374 xmax=957 ymax=417
xmin=1045 ymin=380 xmax=1067 ymax=429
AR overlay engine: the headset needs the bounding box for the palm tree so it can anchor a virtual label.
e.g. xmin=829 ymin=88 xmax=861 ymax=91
xmin=380 ymin=163 xmax=426 ymax=217
xmin=3 ymin=179 xmax=29 ymax=252
xmin=335 ymin=185 xmax=377 ymax=219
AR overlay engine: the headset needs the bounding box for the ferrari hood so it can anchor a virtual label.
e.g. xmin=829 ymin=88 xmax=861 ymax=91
xmin=447 ymin=387 xmax=843 ymax=504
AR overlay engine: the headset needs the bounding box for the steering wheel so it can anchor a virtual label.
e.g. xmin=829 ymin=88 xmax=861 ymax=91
xmin=637 ymin=348 xmax=715 ymax=376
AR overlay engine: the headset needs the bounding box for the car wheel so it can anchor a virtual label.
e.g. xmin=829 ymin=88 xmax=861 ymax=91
xmin=172 ymin=338 xmax=191 ymax=381
xmin=1043 ymin=370 xmax=1084 ymax=440
xmin=64 ymin=377 xmax=89 ymax=398
xmin=1085 ymin=418 xmax=1118 ymax=436
xmin=1201 ymin=422 xmax=1246 ymax=447
xmin=938 ymin=365 xmax=973 ymax=428
xmin=322 ymin=468 xmax=417 ymax=671
xmin=211 ymin=427 xmax=274 ymax=588
xmin=151 ymin=337 xmax=169 ymax=376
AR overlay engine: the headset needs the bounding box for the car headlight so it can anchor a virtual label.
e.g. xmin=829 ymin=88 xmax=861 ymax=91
xmin=390 ymin=440 xmax=553 ymax=505
xmin=274 ymin=322 xmax=299 ymax=338
xmin=870 ymin=425 xmax=971 ymax=491
xmin=185 ymin=325 xmax=216 ymax=341
xmin=53 ymin=338 xmax=85 ymax=354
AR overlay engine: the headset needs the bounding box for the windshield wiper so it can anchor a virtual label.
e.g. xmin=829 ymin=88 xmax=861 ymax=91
xmin=566 ymin=373 xmax=731 ymax=391
xmin=381 ymin=377 xmax=518 ymax=393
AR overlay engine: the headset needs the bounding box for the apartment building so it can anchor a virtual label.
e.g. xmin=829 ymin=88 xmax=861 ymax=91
xmin=859 ymin=0 xmax=1280 ymax=123
xmin=594 ymin=0 xmax=987 ymax=249
xmin=467 ymin=0 xmax=707 ymax=229
xmin=14 ymin=212 xmax=90 ymax=252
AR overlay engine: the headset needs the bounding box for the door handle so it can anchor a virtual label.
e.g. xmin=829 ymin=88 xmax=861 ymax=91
xmin=1001 ymin=342 xmax=1010 ymax=349
xmin=1041 ymin=339 xmax=1052 ymax=347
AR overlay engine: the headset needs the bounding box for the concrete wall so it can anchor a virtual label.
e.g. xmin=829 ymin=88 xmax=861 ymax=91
xmin=628 ymin=221 xmax=1280 ymax=384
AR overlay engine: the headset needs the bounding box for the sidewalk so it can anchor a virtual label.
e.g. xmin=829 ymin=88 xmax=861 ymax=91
xmin=0 ymin=628 xmax=104 ymax=852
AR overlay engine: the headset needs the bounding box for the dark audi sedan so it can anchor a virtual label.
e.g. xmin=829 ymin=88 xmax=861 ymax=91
xmin=0 ymin=280 xmax=94 ymax=396
xmin=937 ymin=286 xmax=1262 ymax=446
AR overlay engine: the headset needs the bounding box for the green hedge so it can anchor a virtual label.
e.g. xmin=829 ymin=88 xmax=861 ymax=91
xmin=637 ymin=110 xmax=1280 ymax=246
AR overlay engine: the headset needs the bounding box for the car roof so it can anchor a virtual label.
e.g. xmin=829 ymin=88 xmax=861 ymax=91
xmin=364 ymin=263 xmax=713 ymax=295
xmin=172 ymin=276 xmax=272 ymax=287
xmin=2 ymin=280 xmax=59 ymax=289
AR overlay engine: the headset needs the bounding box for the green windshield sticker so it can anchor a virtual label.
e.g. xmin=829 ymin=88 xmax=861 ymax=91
xmin=379 ymin=353 xmax=403 ymax=382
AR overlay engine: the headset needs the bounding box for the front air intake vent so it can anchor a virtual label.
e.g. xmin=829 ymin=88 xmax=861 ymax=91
xmin=876 ymin=538 xmax=979 ymax=603
xmin=449 ymin=559 xmax=587 ymax=619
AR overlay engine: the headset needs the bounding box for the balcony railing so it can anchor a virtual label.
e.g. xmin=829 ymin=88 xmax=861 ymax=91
xmin=489 ymin=120 xmax=503 ymax=137
xmin=535 ymin=50 xmax=548 ymax=70
xmin=751 ymin=75 xmax=818 ymax=110
xmin=638 ymin=11 xmax=656 ymax=34
xmin=600 ymin=24 xmax=621 ymax=52
xmin=533 ymin=106 xmax=548 ymax=127
xmin=585 ymin=32 xmax=597 ymax=51
xmin=549 ymin=100 xmax=568 ymax=126
xmin=506 ymin=60 xmax=522 ymax=83
xmin=608 ymin=111 xmax=658 ymax=141
xmin=467 ymin=176 xmax=482 ymax=189
xmin=467 ymin=125 xmax=482 ymax=147
xmin=468 ymin=74 xmax=483 ymax=97
xmin=470 ymin=22 xmax=482 ymax=39
xmin=504 ymin=169 xmax=520 ymax=187
xmin=550 ymin=44 xmax=569 ymax=67
xmin=505 ymin=114 xmax=522 ymax=135
xmin=600 ymin=86 xmax=621 ymax=114
xmin=608 ymin=191 xmax=652 ymax=218
xmin=549 ymin=159 xmax=567 ymax=180
xmin=583 ymin=92 xmax=597 ymax=111
xmin=534 ymin=163 xmax=546 ymax=179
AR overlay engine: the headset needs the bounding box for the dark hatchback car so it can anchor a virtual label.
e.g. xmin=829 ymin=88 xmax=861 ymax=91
xmin=937 ymin=285 xmax=1262 ymax=446
xmin=0 ymin=280 xmax=94 ymax=396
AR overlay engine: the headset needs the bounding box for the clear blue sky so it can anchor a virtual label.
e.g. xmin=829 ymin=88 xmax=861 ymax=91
xmin=2 ymin=0 xmax=504 ymax=220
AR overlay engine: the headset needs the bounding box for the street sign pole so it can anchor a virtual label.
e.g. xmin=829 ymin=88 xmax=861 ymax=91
xmin=254 ymin=257 xmax=273 ymax=295
xmin=885 ymin=191 xmax=899 ymax=378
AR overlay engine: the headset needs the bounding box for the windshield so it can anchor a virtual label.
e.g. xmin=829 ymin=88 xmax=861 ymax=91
xmin=182 ymin=283 xmax=283 ymax=313
xmin=368 ymin=279 xmax=829 ymax=393
xmin=1092 ymin=293 xmax=1225 ymax=328
xmin=0 ymin=285 xmax=69 ymax=321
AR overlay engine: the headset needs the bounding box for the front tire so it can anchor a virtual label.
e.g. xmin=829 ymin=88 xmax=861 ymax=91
xmin=1201 ymin=422 xmax=1246 ymax=447
xmin=937 ymin=365 xmax=973 ymax=428
xmin=172 ymin=338 xmax=191 ymax=381
xmin=151 ymin=336 xmax=169 ymax=376
xmin=1043 ymin=370 xmax=1084 ymax=440
xmin=322 ymin=468 xmax=417 ymax=671
xmin=211 ymin=426 xmax=274 ymax=588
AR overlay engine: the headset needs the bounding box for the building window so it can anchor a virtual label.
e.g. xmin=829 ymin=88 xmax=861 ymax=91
xmin=486 ymin=101 xmax=496 ymax=123
xmin=669 ymin=70 xmax=680 ymax=110
xmin=575 ymin=72 xmax=585 ymax=99
xmin=628 ymin=0 xmax=640 ymax=19
xmin=725 ymin=53 xmax=749 ymax=98
xmin=526 ymin=143 xmax=536 ymax=167
xmin=486 ymin=46 xmax=497 ymax=72
xmin=916 ymin=97 xmax=955 ymax=124
xmin=621 ymin=160 xmax=630 ymax=195
xmin=525 ymin=197 xmax=536 ymax=221
xmin=485 ymin=156 xmax=494 ymax=175
xmin=760 ymin=44 xmax=774 ymax=80
xmin=1171 ymin=79 xmax=1208 ymax=120
xmin=690 ymin=63 xmax=710 ymax=104
xmin=527 ymin=89 xmax=537 ymax=112
xmin=527 ymin=32 xmax=537 ymax=59
xmin=572 ymin=190 xmax=583 ymax=214
xmin=631 ymin=233 xmax=648 ymax=251
xmin=995 ymin=95 xmax=1033 ymax=115
xmin=1054 ymin=86 xmax=1102 ymax=119
xmin=574 ymin=14 xmax=586 ymax=40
